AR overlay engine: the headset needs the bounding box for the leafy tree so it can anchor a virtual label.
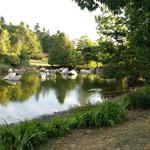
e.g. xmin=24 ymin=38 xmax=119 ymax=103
xmin=0 ymin=17 xmax=43 ymax=67
xmin=48 ymin=31 xmax=82 ymax=67
xmin=73 ymin=0 xmax=150 ymax=83
xmin=76 ymin=35 xmax=97 ymax=65
xmin=19 ymin=48 xmax=30 ymax=66
xmin=0 ymin=29 xmax=10 ymax=56
xmin=7 ymin=23 xmax=42 ymax=59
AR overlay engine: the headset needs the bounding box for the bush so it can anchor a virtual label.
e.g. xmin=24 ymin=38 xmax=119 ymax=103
xmin=68 ymin=102 xmax=127 ymax=128
xmin=122 ymin=86 xmax=150 ymax=109
xmin=46 ymin=117 xmax=70 ymax=138
xmin=3 ymin=54 xmax=20 ymax=67
xmin=0 ymin=63 xmax=10 ymax=75
xmin=19 ymin=49 xmax=30 ymax=66
xmin=0 ymin=121 xmax=47 ymax=150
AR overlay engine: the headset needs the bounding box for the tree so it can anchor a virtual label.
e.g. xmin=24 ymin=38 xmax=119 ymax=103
xmin=73 ymin=0 xmax=150 ymax=83
xmin=0 ymin=17 xmax=43 ymax=67
xmin=7 ymin=23 xmax=42 ymax=59
xmin=76 ymin=35 xmax=97 ymax=65
xmin=0 ymin=29 xmax=10 ymax=56
xmin=48 ymin=32 xmax=82 ymax=67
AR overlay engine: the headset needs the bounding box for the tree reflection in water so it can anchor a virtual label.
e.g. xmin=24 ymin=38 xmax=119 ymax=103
xmin=0 ymin=73 xmax=129 ymax=106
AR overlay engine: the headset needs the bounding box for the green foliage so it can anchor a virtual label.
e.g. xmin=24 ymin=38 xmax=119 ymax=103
xmin=46 ymin=117 xmax=70 ymax=137
xmin=0 ymin=100 xmax=127 ymax=150
xmin=34 ymin=24 xmax=52 ymax=54
xmin=68 ymin=102 xmax=126 ymax=128
xmin=0 ymin=63 xmax=10 ymax=75
xmin=4 ymin=54 xmax=20 ymax=67
xmin=73 ymin=0 xmax=150 ymax=84
xmin=48 ymin=31 xmax=82 ymax=67
xmin=123 ymin=86 xmax=150 ymax=109
xmin=19 ymin=49 xmax=30 ymax=66
xmin=0 ymin=17 xmax=43 ymax=68
xmin=0 ymin=121 xmax=47 ymax=150
xmin=0 ymin=29 xmax=10 ymax=55
xmin=76 ymin=35 xmax=98 ymax=65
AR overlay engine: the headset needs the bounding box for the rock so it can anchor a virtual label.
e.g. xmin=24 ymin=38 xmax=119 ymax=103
xmin=60 ymin=68 xmax=69 ymax=74
xmin=39 ymin=72 xmax=47 ymax=81
xmin=12 ymin=75 xmax=22 ymax=81
xmin=68 ymin=74 xmax=77 ymax=80
xmin=14 ymin=68 xmax=26 ymax=75
xmin=68 ymin=70 xmax=78 ymax=76
xmin=40 ymin=67 xmax=46 ymax=72
xmin=3 ymin=73 xmax=16 ymax=80
xmin=8 ymin=69 xmax=13 ymax=73
xmin=3 ymin=73 xmax=21 ymax=81
xmin=95 ymin=68 xmax=102 ymax=74
xmin=61 ymin=74 xmax=68 ymax=80
xmin=45 ymin=69 xmax=49 ymax=73
xmin=88 ymin=88 xmax=101 ymax=92
xmin=80 ymin=69 xmax=90 ymax=75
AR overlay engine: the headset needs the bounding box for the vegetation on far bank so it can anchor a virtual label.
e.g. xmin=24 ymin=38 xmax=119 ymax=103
xmin=1 ymin=0 xmax=149 ymax=86
xmin=0 ymin=85 xmax=149 ymax=150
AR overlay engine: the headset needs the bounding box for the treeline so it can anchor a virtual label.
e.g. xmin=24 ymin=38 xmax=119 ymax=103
xmin=0 ymin=17 xmax=94 ymax=69
xmin=0 ymin=17 xmax=42 ymax=67
xmin=72 ymin=0 xmax=150 ymax=85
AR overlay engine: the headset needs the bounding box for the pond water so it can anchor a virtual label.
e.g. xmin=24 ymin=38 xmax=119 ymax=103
xmin=0 ymin=72 xmax=129 ymax=124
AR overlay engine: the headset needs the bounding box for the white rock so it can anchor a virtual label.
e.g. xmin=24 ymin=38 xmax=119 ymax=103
xmin=40 ymin=68 xmax=46 ymax=72
xmin=8 ymin=69 xmax=13 ymax=73
xmin=80 ymin=69 xmax=90 ymax=74
xmin=3 ymin=73 xmax=16 ymax=80
xmin=40 ymin=72 xmax=47 ymax=81
xmin=68 ymin=74 xmax=77 ymax=80
xmin=61 ymin=68 xmax=69 ymax=74
xmin=68 ymin=70 xmax=78 ymax=76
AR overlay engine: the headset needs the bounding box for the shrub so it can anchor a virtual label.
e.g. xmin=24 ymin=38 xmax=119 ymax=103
xmin=0 ymin=63 xmax=10 ymax=75
xmin=68 ymin=102 xmax=127 ymax=128
xmin=124 ymin=86 xmax=150 ymax=109
xmin=0 ymin=121 xmax=47 ymax=150
xmin=46 ymin=117 xmax=70 ymax=138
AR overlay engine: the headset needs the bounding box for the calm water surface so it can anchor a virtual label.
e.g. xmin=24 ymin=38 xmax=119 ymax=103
xmin=0 ymin=72 xmax=129 ymax=124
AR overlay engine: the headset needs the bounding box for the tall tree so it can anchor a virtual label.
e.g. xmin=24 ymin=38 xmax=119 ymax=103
xmin=48 ymin=31 xmax=82 ymax=67
xmin=72 ymin=0 xmax=150 ymax=82
xmin=0 ymin=29 xmax=10 ymax=56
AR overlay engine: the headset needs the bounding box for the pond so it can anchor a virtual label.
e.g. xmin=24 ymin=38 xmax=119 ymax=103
xmin=0 ymin=72 xmax=129 ymax=124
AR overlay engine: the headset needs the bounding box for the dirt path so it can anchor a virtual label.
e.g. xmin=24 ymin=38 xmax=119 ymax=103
xmin=39 ymin=110 xmax=150 ymax=150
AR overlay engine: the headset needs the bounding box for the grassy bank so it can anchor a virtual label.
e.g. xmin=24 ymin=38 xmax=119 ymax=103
xmin=39 ymin=110 xmax=150 ymax=150
xmin=0 ymin=85 xmax=149 ymax=150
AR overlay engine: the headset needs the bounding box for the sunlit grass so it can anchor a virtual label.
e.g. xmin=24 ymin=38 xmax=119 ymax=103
xmin=30 ymin=57 xmax=50 ymax=67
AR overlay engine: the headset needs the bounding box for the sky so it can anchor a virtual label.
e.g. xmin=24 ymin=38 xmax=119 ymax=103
xmin=0 ymin=0 xmax=99 ymax=41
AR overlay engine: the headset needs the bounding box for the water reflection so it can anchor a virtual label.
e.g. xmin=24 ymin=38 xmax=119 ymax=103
xmin=0 ymin=72 xmax=129 ymax=124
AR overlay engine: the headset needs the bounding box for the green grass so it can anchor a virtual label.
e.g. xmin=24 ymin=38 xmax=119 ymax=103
xmin=0 ymin=101 xmax=126 ymax=150
xmin=30 ymin=57 xmax=50 ymax=67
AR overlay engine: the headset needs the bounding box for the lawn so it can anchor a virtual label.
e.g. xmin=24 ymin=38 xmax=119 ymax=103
xmin=30 ymin=57 xmax=50 ymax=66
